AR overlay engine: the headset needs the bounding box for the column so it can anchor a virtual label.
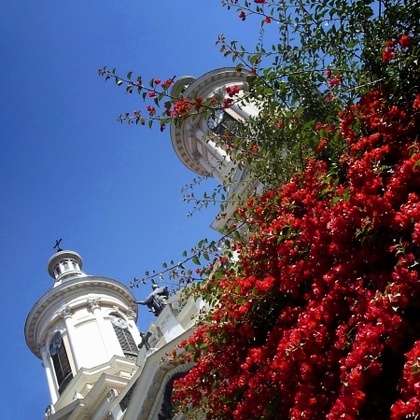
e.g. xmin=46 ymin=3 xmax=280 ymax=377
xmin=87 ymin=298 xmax=111 ymax=359
xmin=39 ymin=345 xmax=59 ymax=404
xmin=193 ymin=125 xmax=229 ymax=163
xmin=126 ymin=308 xmax=141 ymax=344
xmin=57 ymin=306 xmax=80 ymax=370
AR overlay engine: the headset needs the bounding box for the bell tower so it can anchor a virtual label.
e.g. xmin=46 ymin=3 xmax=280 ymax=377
xmin=25 ymin=249 xmax=141 ymax=418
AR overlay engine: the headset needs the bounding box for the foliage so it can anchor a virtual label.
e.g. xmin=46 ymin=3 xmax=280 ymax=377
xmin=173 ymin=87 xmax=420 ymax=419
xmin=216 ymin=0 xmax=420 ymax=186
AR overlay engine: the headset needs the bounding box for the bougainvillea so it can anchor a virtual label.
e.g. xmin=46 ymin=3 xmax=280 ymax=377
xmin=172 ymin=83 xmax=420 ymax=419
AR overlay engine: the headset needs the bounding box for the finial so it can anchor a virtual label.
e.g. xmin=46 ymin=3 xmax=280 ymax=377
xmin=54 ymin=239 xmax=63 ymax=253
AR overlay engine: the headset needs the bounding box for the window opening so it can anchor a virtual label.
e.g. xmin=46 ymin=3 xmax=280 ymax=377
xmin=49 ymin=332 xmax=73 ymax=394
xmin=109 ymin=314 xmax=138 ymax=359
xmin=207 ymin=108 xmax=240 ymax=136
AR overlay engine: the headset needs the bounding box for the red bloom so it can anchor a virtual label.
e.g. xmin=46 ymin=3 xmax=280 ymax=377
xmin=226 ymin=85 xmax=240 ymax=97
xmin=172 ymin=86 xmax=420 ymax=419
xmin=399 ymin=34 xmax=410 ymax=48
xmin=222 ymin=97 xmax=234 ymax=108
xmin=413 ymin=94 xmax=420 ymax=110
xmin=146 ymin=105 xmax=156 ymax=116
xmin=161 ymin=78 xmax=173 ymax=88
xmin=238 ymin=11 xmax=246 ymax=20
xmin=254 ymin=0 xmax=266 ymax=3
xmin=328 ymin=75 xmax=341 ymax=87
xmin=382 ymin=47 xmax=394 ymax=63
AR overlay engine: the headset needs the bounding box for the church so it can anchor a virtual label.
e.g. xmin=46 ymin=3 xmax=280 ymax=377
xmin=24 ymin=67 xmax=258 ymax=419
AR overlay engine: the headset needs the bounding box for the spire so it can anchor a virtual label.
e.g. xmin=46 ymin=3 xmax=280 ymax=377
xmin=47 ymin=250 xmax=84 ymax=283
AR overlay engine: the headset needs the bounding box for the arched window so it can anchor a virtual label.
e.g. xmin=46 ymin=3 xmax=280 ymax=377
xmin=49 ymin=332 xmax=73 ymax=394
xmin=158 ymin=371 xmax=188 ymax=419
xmin=109 ymin=314 xmax=138 ymax=359
xmin=207 ymin=108 xmax=239 ymax=135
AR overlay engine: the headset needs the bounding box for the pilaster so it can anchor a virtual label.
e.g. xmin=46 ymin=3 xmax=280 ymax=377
xmin=40 ymin=344 xmax=59 ymax=404
xmin=57 ymin=305 xmax=80 ymax=370
xmin=87 ymin=297 xmax=111 ymax=359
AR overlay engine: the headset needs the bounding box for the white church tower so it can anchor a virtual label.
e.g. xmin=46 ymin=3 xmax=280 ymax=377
xmin=25 ymin=249 xmax=141 ymax=419
xmin=169 ymin=67 xmax=260 ymax=232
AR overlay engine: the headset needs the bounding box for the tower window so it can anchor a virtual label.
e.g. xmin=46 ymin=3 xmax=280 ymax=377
xmin=109 ymin=314 xmax=138 ymax=359
xmin=49 ymin=332 xmax=73 ymax=394
xmin=207 ymin=108 xmax=239 ymax=135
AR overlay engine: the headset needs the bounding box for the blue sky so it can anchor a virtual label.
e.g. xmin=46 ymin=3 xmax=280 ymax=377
xmin=0 ymin=1 xmax=264 ymax=418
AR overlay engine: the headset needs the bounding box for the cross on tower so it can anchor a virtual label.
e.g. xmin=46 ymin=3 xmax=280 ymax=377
xmin=54 ymin=239 xmax=63 ymax=252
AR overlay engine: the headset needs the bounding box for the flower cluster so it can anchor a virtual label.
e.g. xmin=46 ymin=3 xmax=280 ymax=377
xmin=172 ymin=85 xmax=420 ymax=418
xmin=382 ymin=35 xmax=411 ymax=63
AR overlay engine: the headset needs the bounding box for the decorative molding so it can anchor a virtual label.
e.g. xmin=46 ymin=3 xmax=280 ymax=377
xmin=148 ymin=324 xmax=163 ymax=348
xmin=44 ymin=404 xmax=55 ymax=417
xmin=107 ymin=388 xmax=118 ymax=402
xmin=47 ymin=325 xmax=66 ymax=340
xmin=170 ymin=298 xmax=187 ymax=315
xmin=127 ymin=308 xmax=136 ymax=320
xmin=87 ymin=297 xmax=101 ymax=312
xmin=38 ymin=344 xmax=47 ymax=355
xmin=148 ymin=362 xmax=193 ymax=420
xmin=57 ymin=305 xmax=72 ymax=320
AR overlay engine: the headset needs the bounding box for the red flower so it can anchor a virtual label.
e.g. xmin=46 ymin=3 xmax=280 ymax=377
xmin=222 ymin=97 xmax=233 ymax=108
xmin=382 ymin=47 xmax=394 ymax=63
xmin=250 ymin=144 xmax=260 ymax=153
xmin=264 ymin=17 xmax=271 ymax=24
xmin=328 ymin=75 xmax=341 ymax=87
xmin=172 ymin=86 xmax=420 ymax=419
xmin=147 ymin=91 xmax=156 ymax=98
xmin=254 ymin=0 xmax=266 ymax=3
xmin=226 ymin=85 xmax=240 ymax=97
xmin=238 ymin=11 xmax=246 ymax=20
xmin=399 ymin=34 xmax=410 ymax=48
xmin=413 ymin=94 xmax=420 ymax=110
xmin=161 ymin=78 xmax=173 ymax=88
xmin=146 ymin=105 xmax=156 ymax=116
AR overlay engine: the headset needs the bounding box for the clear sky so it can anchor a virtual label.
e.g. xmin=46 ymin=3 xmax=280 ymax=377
xmin=0 ymin=1 xmax=263 ymax=418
